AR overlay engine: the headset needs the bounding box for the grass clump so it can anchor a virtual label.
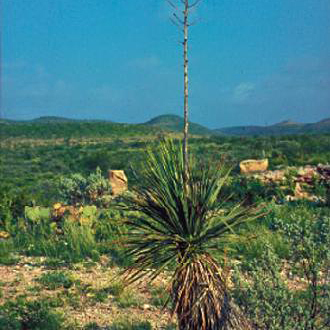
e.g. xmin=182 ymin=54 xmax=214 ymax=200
xmin=86 ymin=280 xmax=126 ymax=304
xmin=84 ymin=320 xmax=152 ymax=330
xmin=0 ymin=296 xmax=65 ymax=330
xmin=149 ymin=285 xmax=170 ymax=308
xmin=36 ymin=271 xmax=75 ymax=290
xmin=115 ymin=289 xmax=142 ymax=308
xmin=106 ymin=280 xmax=125 ymax=296
xmin=109 ymin=318 xmax=152 ymax=330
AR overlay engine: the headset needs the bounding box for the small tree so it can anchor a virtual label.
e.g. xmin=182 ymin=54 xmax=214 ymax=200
xmin=167 ymin=0 xmax=203 ymax=185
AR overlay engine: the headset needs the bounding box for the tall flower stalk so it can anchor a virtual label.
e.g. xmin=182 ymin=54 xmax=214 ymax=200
xmin=124 ymin=139 xmax=258 ymax=329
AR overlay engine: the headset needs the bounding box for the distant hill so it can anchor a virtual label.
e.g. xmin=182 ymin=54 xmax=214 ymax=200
xmin=0 ymin=118 xmax=158 ymax=139
xmin=32 ymin=116 xmax=79 ymax=123
xmin=303 ymin=118 xmax=330 ymax=133
xmin=144 ymin=114 xmax=211 ymax=135
xmin=2 ymin=114 xmax=329 ymax=138
xmin=32 ymin=116 xmax=114 ymax=123
xmin=214 ymin=118 xmax=330 ymax=136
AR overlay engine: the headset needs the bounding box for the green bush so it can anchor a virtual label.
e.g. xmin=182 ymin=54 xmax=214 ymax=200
xmin=58 ymin=167 xmax=112 ymax=206
xmin=233 ymin=225 xmax=290 ymax=266
xmin=0 ymin=297 xmax=64 ymax=330
xmin=0 ymin=187 xmax=35 ymax=230
xmin=233 ymin=207 xmax=330 ymax=329
xmin=219 ymin=175 xmax=284 ymax=206
xmin=0 ymin=239 xmax=19 ymax=265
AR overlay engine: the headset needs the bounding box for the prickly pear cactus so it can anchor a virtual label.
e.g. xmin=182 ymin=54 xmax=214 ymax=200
xmin=80 ymin=205 xmax=98 ymax=225
xmin=25 ymin=206 xmax=51 ymax=223
xmin=52 ymin=203 xmax=98 ymax=226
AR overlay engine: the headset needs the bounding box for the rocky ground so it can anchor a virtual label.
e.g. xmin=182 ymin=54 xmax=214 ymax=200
xmin=0 ymin=255 xmax=175 ymax=329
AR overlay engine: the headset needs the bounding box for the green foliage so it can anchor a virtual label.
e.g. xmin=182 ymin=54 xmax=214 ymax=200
xmin=233 ymin=247 xmax=303 ymax=330
xmin=233 ymin=225 xmax=290 ymax=266
xmin=84 ymin=319 xmax=152 ymax=330
xmin=6 ymin=205 xmax=129 ymax=264
xmin=219 ymin=176 xmax=284 ymax=205
xmin=149 ymin=285 xmax=170 ymax=308
xmin=124 ymin=139 xmax=257 ymax=329
xmin=0 ymin=241 xmax=19 ymax=265
xmin=36 ymin=271 xmax=75 ymax=290
xmin=115 ymin=289 xmax=142 ymax=308
xmin=58 ymin=167 xmax=112 ymax=206
xmin=1 ymin=127 xmax=329 ymax=207
xmin=1 ymin=124 xmax=330 ymax=327
xmin=0 ymin=120 xmax=159 ymax=139
xmin=0 ymin=297 xmax=65 ymax=330
xmin=25 ymin=206 xmax=51 ymax=223
xmin=233 ymin=206 xmax=330 ymax=329
xmin=105 ymin=281 xmax=125 ymax=296
xmin=0 ymin=187 xmax=34 ymax=233
xmin=62 ymin=221 xmax=98 ymax=261
xmin=95 ymin=209 xmax=132 ymax=267
xmin=15 ymin=217 xmax=98 ymax=262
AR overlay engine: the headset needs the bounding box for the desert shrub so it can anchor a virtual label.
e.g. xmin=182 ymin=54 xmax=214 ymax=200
xmin=233 ymin=225 xmax=290 ymax=266
xmin=95 ymin=209 xmax=133 ymax=267
xmin=233 ymin=207 xmax=330 ymax=329
xmin=0 ymin=187 xmax=34 ymax=232
xmin=58 ymin=167 xmax=112 ymax=206
xmin=233 ymin=247 xmax=305 ymax=329
xmin=0 ymin=240 xmax=19 ymax=265
xmin=80 ymin=150 xmax=112 ymax=173
xmin=94 ymin=209 xmax=126 ymax=242
xmin=0 ymin=297 xmax=64 ymax=330
xmin=219 ymin=175 xmax=284 ymax=205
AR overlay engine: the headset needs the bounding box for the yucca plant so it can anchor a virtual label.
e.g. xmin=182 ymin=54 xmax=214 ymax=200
xmin=124 ymin=139 xmax=259 ymax=330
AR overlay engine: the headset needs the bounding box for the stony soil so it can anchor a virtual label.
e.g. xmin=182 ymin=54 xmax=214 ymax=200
xmin=0 ymin=255 xmax=175 ymax=329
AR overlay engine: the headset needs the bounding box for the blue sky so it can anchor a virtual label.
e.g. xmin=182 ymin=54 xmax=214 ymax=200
xmin=2 ymin=0 xmax=330 ymax=128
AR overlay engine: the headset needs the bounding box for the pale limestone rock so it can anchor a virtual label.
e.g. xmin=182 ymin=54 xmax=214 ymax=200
xmin=240 ymin=159 xmax=269 ymax=174
xmin=108 ymin=170 xmax=128 ymax=195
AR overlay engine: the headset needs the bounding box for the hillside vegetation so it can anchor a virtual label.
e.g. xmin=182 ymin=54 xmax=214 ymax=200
xmin=0 ymin=122 xmax=329 ymax=329
xmin=215 ymin=118 xmax=330 ymax=135
xmin=2 ymin=115 xmax=329 ymax=139
xmin=0 ymin=120 xmax=159 ymax=139
xmin=144 ymin=114 xmax=212 ymax=135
